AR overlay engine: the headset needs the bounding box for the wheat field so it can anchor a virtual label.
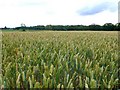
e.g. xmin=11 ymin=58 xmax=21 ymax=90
xmin=1 ymin=31 xmax=119 ymax=89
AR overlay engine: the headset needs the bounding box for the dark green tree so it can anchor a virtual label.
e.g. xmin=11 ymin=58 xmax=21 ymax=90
xmin=21 ymin=23 xmax=26 ymax=31
xmin=103 ymin=23 xmax=115 ymax=31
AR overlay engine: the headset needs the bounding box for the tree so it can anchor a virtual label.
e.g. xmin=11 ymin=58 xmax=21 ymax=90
xmin=45 ymin=25 xmax=53 ymax=30
xmin=4 ymin=26 xmax=7 ymax=29
xmin=88 ymin=24 xmax=101 ymax=30
xmin=21 ymin=23 xmax=26 ymax=31
xmin=103 ymin=23 xmax=115 ymax=31
xmin=114 ymin=23 xmax=120 ymax=30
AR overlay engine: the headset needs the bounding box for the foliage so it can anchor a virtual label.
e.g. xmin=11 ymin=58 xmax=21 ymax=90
xmin=13 ymin=23 xmax=119 ymax=31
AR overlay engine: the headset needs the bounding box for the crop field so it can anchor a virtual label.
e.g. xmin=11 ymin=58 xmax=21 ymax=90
xmin=1 ymin=31 xmax=119 ymax=89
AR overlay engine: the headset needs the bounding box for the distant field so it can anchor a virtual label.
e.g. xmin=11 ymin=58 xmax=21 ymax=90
xmin=1 ymin=31 xmax=119 ymax=89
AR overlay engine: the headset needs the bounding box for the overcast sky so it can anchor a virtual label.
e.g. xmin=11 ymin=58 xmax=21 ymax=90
xmin=0 ymin=0 xmax=119 ymax=28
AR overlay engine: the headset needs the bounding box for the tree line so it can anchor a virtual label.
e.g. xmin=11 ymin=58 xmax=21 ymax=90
xmin=1 ymin=23 xmax=120 ymax=31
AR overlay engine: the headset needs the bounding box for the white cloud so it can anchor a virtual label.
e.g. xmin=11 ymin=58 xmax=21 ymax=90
xmin=0 ymin=0 xmax=119 ymax=28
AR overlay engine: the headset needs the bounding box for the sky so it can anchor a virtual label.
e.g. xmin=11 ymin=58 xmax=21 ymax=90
xmin=0 ymin=0 xmax=119 ymax=28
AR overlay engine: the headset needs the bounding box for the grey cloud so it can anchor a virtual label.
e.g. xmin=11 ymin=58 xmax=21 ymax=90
xmin=78 ymin=2 xmax=117 ymax=16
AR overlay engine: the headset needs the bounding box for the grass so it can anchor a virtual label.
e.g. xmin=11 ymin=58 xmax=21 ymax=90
xmin=1 ymin=31 xmax=119 ymax=89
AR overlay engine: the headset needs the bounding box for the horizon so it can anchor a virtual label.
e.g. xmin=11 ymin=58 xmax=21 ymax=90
xmin=0 ymin=0 xmax=119 ymax=28
xmin=1 ymin=22 xmax=119 ymax=29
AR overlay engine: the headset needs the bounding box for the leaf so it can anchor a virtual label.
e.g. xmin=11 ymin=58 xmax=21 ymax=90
xmin=34 ymin=82 xmax=41 ymax=88
xmin=90 ymin=79 xmax=97 ymax=88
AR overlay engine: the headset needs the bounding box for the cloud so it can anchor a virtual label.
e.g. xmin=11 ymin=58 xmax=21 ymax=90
xmin=78 ymin=1 xmax=117 ymax=16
